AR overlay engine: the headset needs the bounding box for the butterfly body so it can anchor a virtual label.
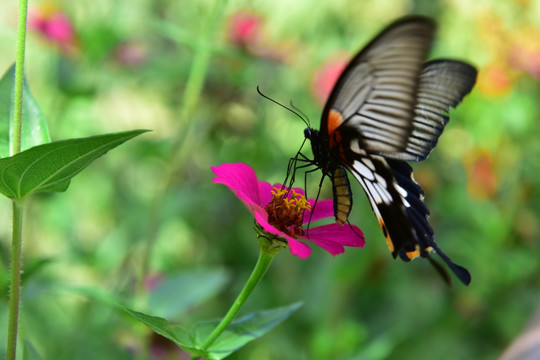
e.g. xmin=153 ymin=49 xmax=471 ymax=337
xmin=302 ymin=16 xmax=476 ymax=285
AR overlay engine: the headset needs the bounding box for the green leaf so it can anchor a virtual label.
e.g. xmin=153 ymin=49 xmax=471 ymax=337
xmin=125 ymin=303 xmax=302 ymax=359
xmin=149 ymin=269 xmax=230 ymax=319
xmin=23 ymin=340 xmax=43 ymax=360
xmin=0 ymin=130 xmax=148 ymax=199
xmin=193 ymin=302 xmax=303 ymax=360
xmin=124 ymin=309 xmax=206 ymax=358
xmin=0 ymin=64 xmax=50 ymax=157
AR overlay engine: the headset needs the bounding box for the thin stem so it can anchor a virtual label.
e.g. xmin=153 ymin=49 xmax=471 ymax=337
xmin=7 ymin=1 xmax=29 ymax=359
xmin=11 ymin=0 xmax=29 ymax=156
xmin=200 ymin=249 xmax=274 ymax=351
xmin=7 ymin=200 xmax=24 ymax=360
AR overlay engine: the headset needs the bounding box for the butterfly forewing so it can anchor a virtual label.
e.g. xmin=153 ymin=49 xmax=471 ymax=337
xmin=322 ymin=17 xmax=436 ymax=155
xmin=379 ymin=60 xmax=478 ymax=161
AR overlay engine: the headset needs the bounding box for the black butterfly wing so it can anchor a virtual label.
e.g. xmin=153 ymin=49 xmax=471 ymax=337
xmin=339 ymin=146 xmax=471 ymax=285
xmin=322 ymin=17 xmax=477 ymax=161
xmin=339 ymin=148 xmax=416 ymax=256
xmin=385 ymin=159 xmax=471 ymax=285
xmin=379 ymin=60 xmax=478 ymax=161
xmin=321 ymin=16 xmax=435 ymax=154
xmin=317 ymin=16 xmax=475 ymax=285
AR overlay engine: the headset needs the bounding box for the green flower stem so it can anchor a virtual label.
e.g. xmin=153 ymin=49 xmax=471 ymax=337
xmin=7 ymin=1 xmax=29 ymax=359
xmin=7 ymin=200 xmax=24 ymax=360
xmin=11 ymin=0 xmax=29 ymax=156
xmin=200 ymin=249 xmax=275 ymax=352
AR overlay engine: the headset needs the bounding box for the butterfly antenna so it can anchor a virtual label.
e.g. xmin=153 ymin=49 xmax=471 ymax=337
xmin=256 ymin=87 xmax=313 ymax=191
xmin=257 ymin=86 xmax=310 ymax=126
xmin=290 ymin=101 xmax=311 ymax=128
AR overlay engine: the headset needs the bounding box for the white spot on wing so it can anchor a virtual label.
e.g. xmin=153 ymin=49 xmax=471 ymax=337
xmin=352 ymin=160 xmax=375 ymax=180
xmin=362 ymin=157 xmax=375 ymax=171
xmin=395 ymin=184 xmax=407 ymax=198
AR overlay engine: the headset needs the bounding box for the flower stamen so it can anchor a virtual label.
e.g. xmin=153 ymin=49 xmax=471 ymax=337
xmin=265 ymin=188 xmax=311 ymax=238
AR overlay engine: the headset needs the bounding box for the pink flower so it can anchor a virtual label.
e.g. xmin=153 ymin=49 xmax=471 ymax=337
xmin=28 ymin=5 xmax=77 ymax=55
xmin=212 ymin=163 xmax=364 ymax=258
xmin=225 ymin=10 xmax=292 ymax=62
xmin=226 ymin=10 xmax=263 ymax=48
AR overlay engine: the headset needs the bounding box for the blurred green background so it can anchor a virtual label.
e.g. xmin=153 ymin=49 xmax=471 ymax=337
xmin=1 ymin=0 xmax=539 ymax=359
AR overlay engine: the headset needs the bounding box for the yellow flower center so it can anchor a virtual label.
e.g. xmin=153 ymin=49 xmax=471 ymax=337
xmin=265 ymin=188 xmax=311 ymax=237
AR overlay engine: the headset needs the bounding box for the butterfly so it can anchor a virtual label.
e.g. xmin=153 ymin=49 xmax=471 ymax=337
xmin=291 ymin=16 xmax=476 ymax=285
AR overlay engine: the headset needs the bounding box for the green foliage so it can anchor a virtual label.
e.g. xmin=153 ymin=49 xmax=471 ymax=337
xmin=125 ymin=310 xmax=201 ymax=355
xmin=0 ymin=64 xmax=50 ymax=157
xmin=193 ymin=302 xmax=303 ymax=359
xmin=0 ymin=130 xmax=148 ymax=199
xmin=23 ymin=340 xmax=43 ymax=360
xmin=148 ymin=269 xmax=231 ymax=319
xmin=126 ymin=302 xmax=302 ymax=359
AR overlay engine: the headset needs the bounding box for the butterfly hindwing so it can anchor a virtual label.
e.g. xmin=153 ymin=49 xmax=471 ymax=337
xmin=342 ymin=148 xmax=415 ymax=256
xmin=344 ymin=153 xmax=471 ymax=285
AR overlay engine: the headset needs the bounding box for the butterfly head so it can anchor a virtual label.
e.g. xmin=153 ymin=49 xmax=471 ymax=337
xmin=303 ymin=127 xmax=317 ymax=140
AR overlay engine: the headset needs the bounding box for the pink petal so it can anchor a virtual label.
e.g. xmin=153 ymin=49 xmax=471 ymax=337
xmin=212 ymin=163 xmax=262 ymax=209
xmin=258 ymin=181 xmax=275 ymax=206
xmin=306 ymin=198 xmax=335 ymax=223
xmin=300 ymin=223 xmax=364 ymax=256
xmin=253 ymin=211 xmax=312 ymax=258
xmin=287 ymin=237 xmax=313 ymax=258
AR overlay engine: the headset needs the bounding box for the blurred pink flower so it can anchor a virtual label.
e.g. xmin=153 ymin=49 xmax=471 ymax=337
xmin=212 ymin=163 xmax=364 ymax=258
xmin=509 ymin=45 xmax=540 ymax=81
xmin=143 ymin=273 xmax=163 ymax=292
xmin=226 ymin=10 xmax=263 ymax=48
xmin=114 ymin=41 xmax=149 ymax=67
xmin=311 ymin=54 xmax=348 ymax=105
xmin=28 ymin=4 xmax=77 ymax=55
xmin=225 ymin=10 xmax=292 ymax=62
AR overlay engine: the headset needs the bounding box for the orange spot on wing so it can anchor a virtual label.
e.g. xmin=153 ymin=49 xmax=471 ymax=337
xmin=327 ymin=109 xmax=343 ymax=135
xmin=385 ymin=237 xmax=395 ymax=254
xmin=405 ymin=249 xmax=421 ymax=260
xmin=378 ymin=217 xmax=395 ymax=253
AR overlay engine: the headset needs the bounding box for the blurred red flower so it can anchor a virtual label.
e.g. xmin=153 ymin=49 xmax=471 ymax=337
xmin=28 ymin=4 xmax=77 ymax=55
xmin=463 ymin=149 xmax=497 ymax=199
xmin=225 ymin=10 xmax=292 ymax=62
xmin=212 ymin=163 xmax=364 ymax=258
xmin=226 ymin=10 xmax=262 ymax=48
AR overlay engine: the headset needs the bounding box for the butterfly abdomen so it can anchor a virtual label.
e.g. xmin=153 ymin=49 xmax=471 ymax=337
xmin=332 ymin=166 xmax=353 ymax=225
